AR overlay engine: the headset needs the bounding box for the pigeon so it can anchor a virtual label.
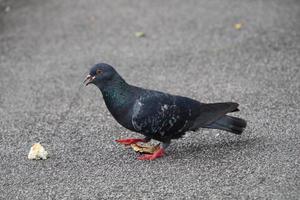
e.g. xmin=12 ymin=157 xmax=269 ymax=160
xmin=84 ymin=63 xmax=247 ymax=160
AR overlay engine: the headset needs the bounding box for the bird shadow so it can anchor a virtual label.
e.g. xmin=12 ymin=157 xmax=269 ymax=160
xmin=170 ymin=136 xmax=265 ymax=160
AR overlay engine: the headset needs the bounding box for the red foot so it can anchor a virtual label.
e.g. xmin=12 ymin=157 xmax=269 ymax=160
xmin=115 ymin=138 xmax=145 ymax=145
xmin=138 ymin=148 xmax=165 ymax=160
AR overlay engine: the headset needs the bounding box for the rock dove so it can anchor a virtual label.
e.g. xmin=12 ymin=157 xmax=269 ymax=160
xmin=84 ymin=63 xmax=247 ymax=160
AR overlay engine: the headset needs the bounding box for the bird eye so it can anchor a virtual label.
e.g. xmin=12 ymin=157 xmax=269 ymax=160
xmin=96 ymin=69 xmax=102 ymax=75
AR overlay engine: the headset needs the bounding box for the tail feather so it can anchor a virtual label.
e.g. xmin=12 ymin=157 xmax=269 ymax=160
xmin=206 ymin=115 xmax=247 ymax=135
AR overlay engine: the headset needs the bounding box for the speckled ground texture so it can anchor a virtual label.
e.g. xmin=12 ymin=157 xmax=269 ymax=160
xmin=0 ymin=0 xmax=299 ymax=199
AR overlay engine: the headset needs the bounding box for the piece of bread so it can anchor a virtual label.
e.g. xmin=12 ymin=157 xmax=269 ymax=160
xmin=131 ymin=143 xmax=160 ymax=154
xmin=28 ymin=143 xmax=48 ymax=160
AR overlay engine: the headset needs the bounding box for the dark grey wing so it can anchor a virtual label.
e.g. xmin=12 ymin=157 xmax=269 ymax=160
xmin=130 ymin=89 xmax=210 ymax=141
xmin=189 ymin=102 xmax=239 ymax=130
xmin=131 ymin=92 xmax=191 ymax=139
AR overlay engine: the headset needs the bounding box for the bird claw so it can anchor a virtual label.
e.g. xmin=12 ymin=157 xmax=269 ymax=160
xmin=137 ymin=148 xmax=165 ymax=160
xmin=115 ymin=138 xmax=145 ymax=145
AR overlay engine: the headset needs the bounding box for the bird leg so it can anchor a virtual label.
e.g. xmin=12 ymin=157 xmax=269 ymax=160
xmin=115 ymin=137 xmax=150 ymax=146
xmin=138 ymin=142 xmax=170 ymax=160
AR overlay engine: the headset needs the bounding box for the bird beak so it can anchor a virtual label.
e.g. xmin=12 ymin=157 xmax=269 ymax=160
xmin=84 ymin=75 xmax=95 ymax=86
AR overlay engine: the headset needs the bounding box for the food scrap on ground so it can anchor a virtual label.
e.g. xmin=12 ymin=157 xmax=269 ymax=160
xmin=131 ymin=143 xmax=160 ymax=154
xmin=28 ymin=143 xmax=48 ymax=160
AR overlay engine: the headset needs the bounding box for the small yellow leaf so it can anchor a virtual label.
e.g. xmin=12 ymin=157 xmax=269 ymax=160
xmin=134 ymin=32 xmax=145 ymax=37
xmin=234 ymin=23 xmax=243 ymax=30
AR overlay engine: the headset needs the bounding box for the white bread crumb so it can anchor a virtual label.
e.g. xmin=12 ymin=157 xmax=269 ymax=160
xmin=28 ymin=143 xmax=48 ymax=160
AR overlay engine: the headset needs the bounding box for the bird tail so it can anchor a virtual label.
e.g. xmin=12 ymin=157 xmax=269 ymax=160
xmin=205 ymin=115 xmax=247 ymax=135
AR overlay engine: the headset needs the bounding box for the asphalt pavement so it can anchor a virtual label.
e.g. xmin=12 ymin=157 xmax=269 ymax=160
xmin=0 ymin=0 xmax=299 ymax=199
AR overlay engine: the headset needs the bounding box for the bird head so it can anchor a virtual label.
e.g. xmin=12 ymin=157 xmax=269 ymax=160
xmin=84 ymin=63 xmax=117 ymax=87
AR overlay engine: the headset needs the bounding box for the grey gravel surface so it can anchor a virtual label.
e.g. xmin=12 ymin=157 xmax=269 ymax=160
xmin=1 ymin=0 xmax=300 ymax=199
